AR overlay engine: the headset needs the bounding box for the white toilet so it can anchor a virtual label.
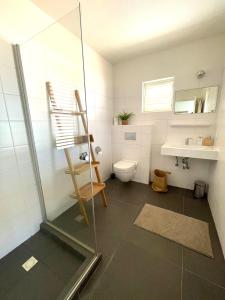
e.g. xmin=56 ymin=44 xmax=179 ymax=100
xmin=113 ymin=160 xmax=137 ymax=182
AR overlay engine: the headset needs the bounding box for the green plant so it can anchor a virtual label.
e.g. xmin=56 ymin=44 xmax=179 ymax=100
xmin=117 ymin=111 xmax=134 ymax=120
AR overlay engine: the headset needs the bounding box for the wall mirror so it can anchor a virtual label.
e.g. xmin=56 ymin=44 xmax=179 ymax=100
xmin=174 ymin=86 xmax=219 ymax=114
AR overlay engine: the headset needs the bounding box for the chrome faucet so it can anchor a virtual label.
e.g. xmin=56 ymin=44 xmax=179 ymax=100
xmin=182 ymin=158 xmax=190 ymax=169
xmin=185 ymin=137 xmax=193 ymax=145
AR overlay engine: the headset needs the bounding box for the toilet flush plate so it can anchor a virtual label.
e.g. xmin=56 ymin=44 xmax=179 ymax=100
xmin=124 ymin=132 xmax=136 ymax=140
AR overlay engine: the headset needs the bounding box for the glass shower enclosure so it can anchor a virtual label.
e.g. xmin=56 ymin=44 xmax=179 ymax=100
xmin=13 ymin=3 xmax=100 ymax=298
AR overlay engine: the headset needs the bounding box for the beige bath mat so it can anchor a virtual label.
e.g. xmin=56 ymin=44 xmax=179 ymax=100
xmin=134 ymin=204 xmax=213 ymax=258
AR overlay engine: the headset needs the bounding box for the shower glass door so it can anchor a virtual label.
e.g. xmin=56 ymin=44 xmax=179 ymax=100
xmin=15 ymin=3 xmax=98 ymax=292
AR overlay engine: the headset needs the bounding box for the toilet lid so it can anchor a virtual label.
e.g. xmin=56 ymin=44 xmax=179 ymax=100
xmin=114 ymin=160 xmax=137 ymax=171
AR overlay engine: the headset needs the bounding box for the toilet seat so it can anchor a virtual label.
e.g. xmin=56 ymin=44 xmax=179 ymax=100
xmin=113 ymin=160 xmax=137 ymax=171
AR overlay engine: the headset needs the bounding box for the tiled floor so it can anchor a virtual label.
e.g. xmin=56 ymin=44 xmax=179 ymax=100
xmin=78 ymin=179 xmax=225 ymax=300
xmin=0 ymin=230 xmax=85 ymax=300
xmin=53 ymin=202 xmax=96 ymax=249
xmin=1 ymin=179 xmax=225 ymax=300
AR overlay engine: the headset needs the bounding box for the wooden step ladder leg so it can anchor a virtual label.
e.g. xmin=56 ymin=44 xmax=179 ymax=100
xmin=100 ymin=190 xmax=107 ymax=207
xmin=78 ymin=200 xmax=89 ymax=225
xmin=64 ymin=148 xmax=89 ymax=224
xmin=75 ymin=90 xmax=109 ymax=208
xmin=94 ymin=163 xmax=108 ymax=207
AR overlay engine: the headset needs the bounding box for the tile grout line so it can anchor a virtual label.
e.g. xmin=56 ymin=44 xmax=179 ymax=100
xmin=182 ymin=190 xmax=185 ymax=215
xmin=184 ymin=267 xmax=225 ymax=291
xmin=80 ymin=239 xmax=123 ymax=297
xmin=181 ymin=189 xmax=225 ymax=293
xmin=181 ymin=190 xmax=185 ymax=300
xmin=181 ymin=247 xmax=183 ymax=300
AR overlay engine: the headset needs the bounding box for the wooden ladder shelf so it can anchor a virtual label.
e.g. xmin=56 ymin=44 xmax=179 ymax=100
xmin=46 ymin=82 xmax=108 ymax=225
xmin=65 ymin=161 xmax=100 ymax=175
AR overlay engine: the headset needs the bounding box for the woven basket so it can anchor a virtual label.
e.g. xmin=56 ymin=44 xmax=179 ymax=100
xmin=152 ymin=169 xmax=171 ymax=193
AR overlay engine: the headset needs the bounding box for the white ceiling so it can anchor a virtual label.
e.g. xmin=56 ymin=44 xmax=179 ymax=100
xmin=0 ymin=0 xmax=77 ymax=44
xmin=79 ymin=0 xmax=225 ymax=63
xmin=1 ymin=1 xmax=225 ymax=63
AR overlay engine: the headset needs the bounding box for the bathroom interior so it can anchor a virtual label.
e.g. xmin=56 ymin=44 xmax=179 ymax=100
xmin=1 ymin=0 xmax=225 ymax=299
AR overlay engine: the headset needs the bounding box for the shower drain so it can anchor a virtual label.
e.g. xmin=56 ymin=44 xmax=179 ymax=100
xmin=74 ymin=215 xmax=84 ymax=223
xmin=22 ymin=256 xmax=38 ymax=271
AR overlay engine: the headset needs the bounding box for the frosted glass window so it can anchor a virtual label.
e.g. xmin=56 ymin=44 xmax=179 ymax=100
xmin=142 ymin=77 xmax=174 ymax=112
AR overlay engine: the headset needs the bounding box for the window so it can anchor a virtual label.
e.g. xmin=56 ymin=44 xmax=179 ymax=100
xmin=142 ymin=77 xmax=174 ymax=112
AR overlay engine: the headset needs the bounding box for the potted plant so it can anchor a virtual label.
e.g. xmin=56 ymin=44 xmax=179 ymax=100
xmin=117 ymin=111 xmax=134 ymax=125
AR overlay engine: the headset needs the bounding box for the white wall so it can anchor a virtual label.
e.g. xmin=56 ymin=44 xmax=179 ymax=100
xmin=0 ymin=37 xmax=42 ymax=259
xmin=113 ymin=34 xmax=225 ymax=189
xmin=84 ymin=45 xmax=113 ymax=181
xmin=208 ymin=69 xmax=225 ymax=257
xmin=21 ymin=20 xmax=113 ymax=220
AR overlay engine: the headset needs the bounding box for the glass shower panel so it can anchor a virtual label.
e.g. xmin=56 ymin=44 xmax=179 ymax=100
xmin=19 ymin=7 xmax=97 ymax=252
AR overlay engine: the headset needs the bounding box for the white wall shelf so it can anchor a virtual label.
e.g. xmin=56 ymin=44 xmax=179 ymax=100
xmin=169 ymin=120 xmax=215 ymax=127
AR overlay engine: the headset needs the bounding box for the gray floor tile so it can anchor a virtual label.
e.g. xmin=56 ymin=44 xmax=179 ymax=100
xmin=0 ymin=231 xmax=85 ymax=299
xmin=95 ymin=196 xmax=141 ymax=240
xmin=91 ymin=240 xmax=181 ymax=300
xmin=43 ymin=242 xmax=84 ymax=283
xmin=183 ymin=270 xmax=225 ymax=300
xmin=78 ymin=254 xmax=114 ymax=300
xmin=183 ymin=244 xmax=225 ymax=288
xmin=146 ymin=185 xmax=184 ymax=213
xmin=183 ymin=189 xmax=213 ymax=223
xmin=79 ymin=232 xmax=121 ymax=299
xmin=0 ymin=244 xmax=30 ymax=298
xmin=124 ymin=224 xmax=182 ymax=267
xmin=105 ymin=179 xmax=150 ymax=207
xmin=23 ymin=231 xmax=63 ymax=260
xmin=183 ymin=211 xmax=225 ymax=288
xmin=4 ymin=262 xmax=65 ymax=300
xmin=53 ymin=204 xmax=96 ymax=249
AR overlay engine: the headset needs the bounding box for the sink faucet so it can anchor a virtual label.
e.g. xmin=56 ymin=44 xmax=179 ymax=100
xmin=185 ymin=138 xmax=193 ymax=145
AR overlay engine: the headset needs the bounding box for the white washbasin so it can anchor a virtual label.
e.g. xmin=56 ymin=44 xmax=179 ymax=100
xmin=161 ymin=144 xmax=218 ymax=160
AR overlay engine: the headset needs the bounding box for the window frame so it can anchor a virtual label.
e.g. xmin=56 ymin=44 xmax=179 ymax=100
xmin=142 ymin=77 xmax=175 ymax=113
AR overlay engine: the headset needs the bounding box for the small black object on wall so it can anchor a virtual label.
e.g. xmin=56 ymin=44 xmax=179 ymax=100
xmin=110 ymin=173 xmax=116 ymax=179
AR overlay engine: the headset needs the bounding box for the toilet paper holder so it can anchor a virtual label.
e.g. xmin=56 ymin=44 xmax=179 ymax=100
xmin=95 ymin=146 xmax=102 ymax=155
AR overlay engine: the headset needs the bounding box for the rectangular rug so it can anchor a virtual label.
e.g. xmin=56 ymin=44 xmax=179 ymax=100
xmin=134 ymin=204 xmax=213 ymax=258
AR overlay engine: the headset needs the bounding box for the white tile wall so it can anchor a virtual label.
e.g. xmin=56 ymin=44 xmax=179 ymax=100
xmin=10 ymin=121 xmax=28 ymax=146
xmin=0 ymin=121 xmax=13 ymax=148
xmin=0 ymin=93 xmax=8 ymax=120
xmin=208 ymin=68 xmax=225 ymax=257
xmin=112 ymin=125 xmax=152 ymax=184
xmin=0 ymin=64 xmax=19 ymax=95
xmin=20 ymin=22 xmax=113 ymax=221
xmin=4 ymin=94 xmax=24 ymax=120
xmin=84 ymin=44 xmax=113 ymax=181
xmin=0 ymin=38 xmax=42 ymax=259
xmin=113 ymin=34 xmax=225 ymax=189
xmin=15 ymin=145 xmax=36 ymax=188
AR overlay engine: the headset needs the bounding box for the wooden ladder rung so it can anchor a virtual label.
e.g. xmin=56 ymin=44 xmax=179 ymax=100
xmin=50 ymin=109 xmax=86 ymax=116
xmin=70 ymin=182 xmax=106 ymax=201
xmin=74 ymin=134 xmax=94 ymax=145
xmin=65 ymin=161 xmax=100 ymax=175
